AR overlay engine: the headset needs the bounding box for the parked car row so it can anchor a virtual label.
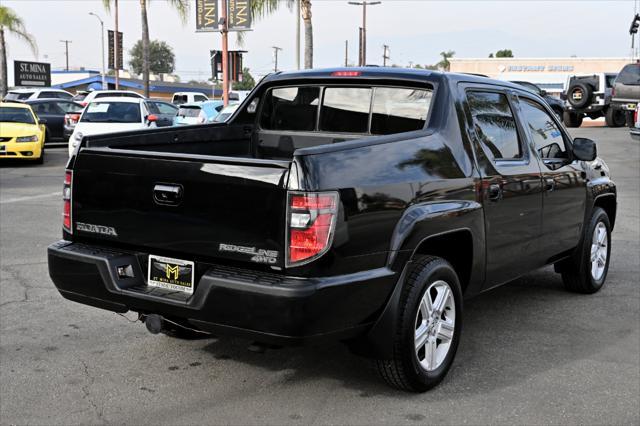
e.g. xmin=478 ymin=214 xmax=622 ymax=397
xmin=2 ymin=87 xmax=242 ymax=163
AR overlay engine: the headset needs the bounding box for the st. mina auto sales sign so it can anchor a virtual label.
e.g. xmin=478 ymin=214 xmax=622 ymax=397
xmin=14 ymin=60 xmax=51 ymax=87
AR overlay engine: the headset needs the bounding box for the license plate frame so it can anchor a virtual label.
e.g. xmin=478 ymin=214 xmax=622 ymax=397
xmin=147 ymin=255 xmax=195 ymax=294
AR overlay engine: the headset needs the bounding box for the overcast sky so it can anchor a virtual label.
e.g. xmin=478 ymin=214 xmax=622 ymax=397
xmin=2 ymin=0 xmax=635 ymax=82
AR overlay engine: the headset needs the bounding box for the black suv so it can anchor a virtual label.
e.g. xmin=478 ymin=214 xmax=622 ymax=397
xmin=562 ymin=73 xmax=625 ymax=127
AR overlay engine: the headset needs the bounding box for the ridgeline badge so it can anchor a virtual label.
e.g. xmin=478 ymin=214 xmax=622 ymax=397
xmin=76 ymin=222 xmax=118 ymax=237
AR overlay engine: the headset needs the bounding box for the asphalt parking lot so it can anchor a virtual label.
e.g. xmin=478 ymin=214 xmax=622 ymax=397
xmin=1 ymin=128 xmax=638 ymax=425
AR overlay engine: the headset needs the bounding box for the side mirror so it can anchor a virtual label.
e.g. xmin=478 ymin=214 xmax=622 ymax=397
xmin=146 ymin=114 xmax=158 ymax=123
xmin=38 ymin=118 xmax=48 ymax=124
xmin=572 ymin=137 xmax=597 ymax=161
xmin=539 ymin=89 xmax=548 ymax=97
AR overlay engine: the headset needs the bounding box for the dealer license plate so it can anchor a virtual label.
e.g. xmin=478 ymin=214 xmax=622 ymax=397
xmin=147 ymin=255 xmax=195 ymax=294
xmin=627 ymin=103 xmax=637 ymax=111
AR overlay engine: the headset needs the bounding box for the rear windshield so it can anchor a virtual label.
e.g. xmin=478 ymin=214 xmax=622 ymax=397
xmin=81 ymin=102 xmax=141 ymax=123
xmin=616 ymin=65 xmax=640 ymax=85
xmin=4 ymin=92 xmax=33 ymax=101
xmin=177 ymin=106 xmax=202 ymax=117
xmin=0 ymin=106 xmax=35 ymax=124
xmin=173 ymin=95 xmax=188 ymax=105
xmin=260 ymin=85 xmax=433 ymax=135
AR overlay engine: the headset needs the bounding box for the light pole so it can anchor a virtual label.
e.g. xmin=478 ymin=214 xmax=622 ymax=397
xmin=272 ymin=46 xmax=283 ymax=72
xmin=89 ymin=12 xmax=107 ymax=90
xmin=348 ymin=1 xmax=381 ymax=66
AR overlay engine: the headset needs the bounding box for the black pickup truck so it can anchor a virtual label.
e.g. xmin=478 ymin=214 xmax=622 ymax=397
xmin=48 ymin=68 xmax=616 ymax=392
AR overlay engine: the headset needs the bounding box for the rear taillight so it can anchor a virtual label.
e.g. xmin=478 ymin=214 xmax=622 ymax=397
xmin=65 ymin=113 xmax=80 ymax=125
xmin=286 ymin=191 xmax=339 ymax=267
xmin=635 ymin=109 xmax=638 ymax=124
xmin=63 ymin=170 xmax=72 ymax=233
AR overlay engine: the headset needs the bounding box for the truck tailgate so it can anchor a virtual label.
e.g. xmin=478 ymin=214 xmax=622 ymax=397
xmin=71 ymin=148 xmax=291 ymax=267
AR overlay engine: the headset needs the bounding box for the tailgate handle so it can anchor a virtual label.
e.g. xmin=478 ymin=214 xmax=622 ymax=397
xmin=153 ymin=184 xmax=183 ymax=206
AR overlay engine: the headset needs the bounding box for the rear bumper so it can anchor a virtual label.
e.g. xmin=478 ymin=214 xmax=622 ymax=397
xmin=48 ymin=241 xmax=397 ymax=344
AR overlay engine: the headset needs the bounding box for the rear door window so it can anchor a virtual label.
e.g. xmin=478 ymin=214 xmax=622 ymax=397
xmin=467 ymin=91 xmax=522 ymax=160
xmin=370 ymin=88 xmax=432 ymax=134
xmin=260 ymin=87 xmax=320 ymax=131
xmin=319 ymin=87 xmax=371 ymax=133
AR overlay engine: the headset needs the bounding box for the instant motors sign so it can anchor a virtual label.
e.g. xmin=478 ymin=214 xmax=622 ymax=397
xmin=14 ymin=60 xmax=51 ymax=87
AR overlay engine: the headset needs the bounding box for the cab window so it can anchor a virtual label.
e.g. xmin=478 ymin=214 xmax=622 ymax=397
xmin=319 ymin=87 xmax=371 ymax=133
xmin=194 ymin=95 xmax=208 ymax=102
xmin=467 ymin=91 xmax=522 ymax=160
xmin=260 ymin=87 xmax=320 ymax=131
xmin=519 ymin=98 xmax=568 ymax=162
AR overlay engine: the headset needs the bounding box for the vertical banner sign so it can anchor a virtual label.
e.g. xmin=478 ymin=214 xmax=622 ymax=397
xmin=228 ymin=0 xmax=252 ymax=31
xmin=196 ymin=0 xmax=219 ymax=31
xmin=108 ymin=30 xmax=124 ymax=70
xmin=13 ymin=60 xmax=51 ymax=87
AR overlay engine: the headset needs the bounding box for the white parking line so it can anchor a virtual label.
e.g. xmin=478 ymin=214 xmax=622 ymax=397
xmin=0 ymin=191 xmax=60 ymax=204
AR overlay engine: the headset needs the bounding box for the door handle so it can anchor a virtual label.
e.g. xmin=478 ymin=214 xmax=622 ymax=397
xmin=153 ymin=184 xmax=183 ymax=206
xmin=544 ymin=178 xmax=555 ymax=192
xmin=488 ymin=184 xmax=502 ymax=201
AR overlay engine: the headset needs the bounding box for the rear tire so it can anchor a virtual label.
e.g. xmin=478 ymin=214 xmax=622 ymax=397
xmin=604 ymin=108 xmax=626 ymax=128
xmin=561 ymin=207 xmax=611 ymax=294
xmin=563 ymin=111 xmax=583 ymax=128
xmin=375 ymin=256 xmax=462 ymax=392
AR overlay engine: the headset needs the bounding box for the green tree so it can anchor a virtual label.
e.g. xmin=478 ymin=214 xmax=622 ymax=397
xmin=0 ymin=6 xmax=37 ymax=97
xmin=129 ymin=40 xmax=175 ymax=76
xmin=495 ymin=49 xmax=513 ymax=58
xmin=103 ymin=0 xmax=188 ymax=97
xmin=437 ymin=50 xmax=455 ymax=71
xmin=233 ymin=67 xmax=256 ymax=90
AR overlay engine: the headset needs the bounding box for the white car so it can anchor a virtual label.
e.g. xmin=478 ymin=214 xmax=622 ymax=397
xmin=68 ymin=97 xmax=157 ymax=157
xmin=171 ymin=92 xmax=209 ymax=105
xmin=4 ymin=88 xmax=73 ymax=101
xmin=74 ymin=90 xmax=145 ymax=106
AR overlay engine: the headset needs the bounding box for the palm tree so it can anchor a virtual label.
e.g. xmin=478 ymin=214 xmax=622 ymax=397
xmin=300 ymin=0 xmax=313 ymax=68
xmin=437 ymin=50 xmax=455 ymax=72
xmin=0 ymin=6 xmax=37 ymax=98
xmin=103 ymin=0 xmax=188 ymax=97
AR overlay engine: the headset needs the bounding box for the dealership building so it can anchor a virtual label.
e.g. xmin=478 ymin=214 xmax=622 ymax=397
xmin=449 ymin=57 xmax=630 ymax=95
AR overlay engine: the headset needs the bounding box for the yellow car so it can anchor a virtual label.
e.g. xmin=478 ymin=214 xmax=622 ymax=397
xmin=0 ymin=102 xmax=46 ymax=163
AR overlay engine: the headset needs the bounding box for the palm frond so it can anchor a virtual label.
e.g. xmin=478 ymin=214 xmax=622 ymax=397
xmin=0 ymin=6 xmax=38 ymax=57
xmin=167 ymin=0 xmax=190 ymax=24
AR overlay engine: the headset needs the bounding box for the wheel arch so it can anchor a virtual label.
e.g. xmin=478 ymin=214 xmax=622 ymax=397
xmin=594 ymin=194 xmax=617 ymax=230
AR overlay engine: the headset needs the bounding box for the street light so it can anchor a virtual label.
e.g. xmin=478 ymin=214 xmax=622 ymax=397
xmin=89 ymin=12 xmax=107 ymax=90
xmin=348 ymin=1 xmax=381 ymax=66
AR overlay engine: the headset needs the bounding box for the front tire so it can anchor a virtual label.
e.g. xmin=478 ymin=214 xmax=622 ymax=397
xmin=561 ymin=207 xmax=611 ymax=294
xmin=375 ymin=256 xmax=462 ymax=392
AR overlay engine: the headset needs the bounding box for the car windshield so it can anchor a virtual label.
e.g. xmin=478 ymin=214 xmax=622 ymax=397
xmin=4 ymin=92 xmax=33 ymax=101
xmin=81 ymin=102 xmax=141 ymax=123
xmin=0 ymin=107 xmax=35 ymax=124
xmin=177 ymin=106 xmax=201 ymax=117
xmin=73 ymin=93 xmax=87 ymax=102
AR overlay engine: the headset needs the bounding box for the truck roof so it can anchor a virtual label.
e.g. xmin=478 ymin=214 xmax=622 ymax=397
xmin=263 ymin=67 xmax=527 ymax=92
